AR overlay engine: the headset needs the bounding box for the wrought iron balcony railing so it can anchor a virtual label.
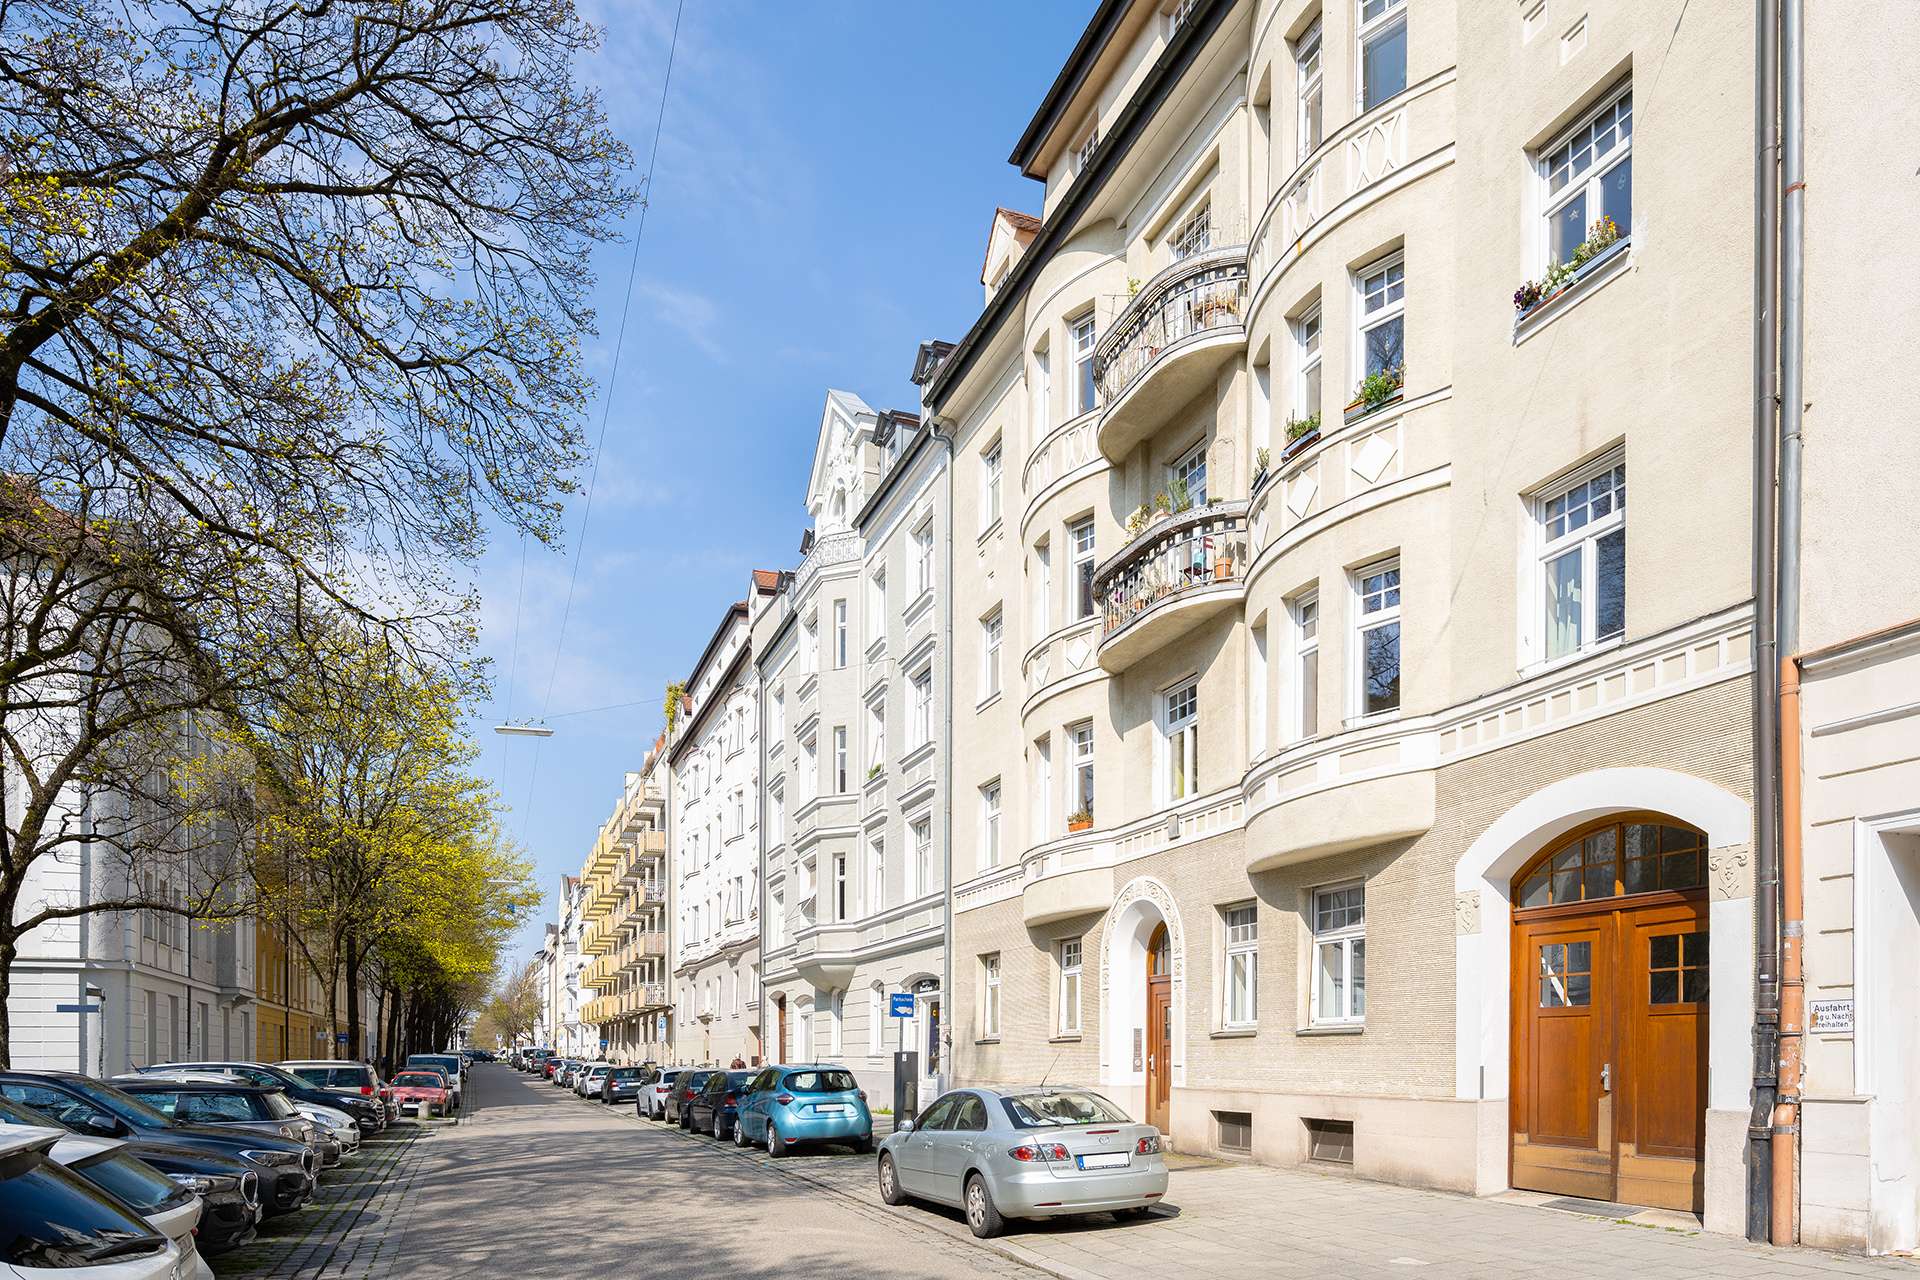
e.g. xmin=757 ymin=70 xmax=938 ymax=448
xmin=1093 ymin=247 xmax=1249 ymax=408
xmin=1096 ymin=502 xmax=1250 ymax=642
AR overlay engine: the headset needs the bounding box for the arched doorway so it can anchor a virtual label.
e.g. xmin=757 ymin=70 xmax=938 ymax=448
xmin=1509 ymin=814 xmax=1709 ymax=1212
xmin=1145 ymin=924 xmax=1172 ymax=1134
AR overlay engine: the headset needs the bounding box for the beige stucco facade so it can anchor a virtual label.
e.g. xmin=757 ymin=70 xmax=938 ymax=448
xmin=929 ymin=0 xmax=1762 ymax=1234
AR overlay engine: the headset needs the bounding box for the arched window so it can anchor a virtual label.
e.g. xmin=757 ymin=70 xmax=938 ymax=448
xmin=1513 ymin=815 xmax=1706 ymax=909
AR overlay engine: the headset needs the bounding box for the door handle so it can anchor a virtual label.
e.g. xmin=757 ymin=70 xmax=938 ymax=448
xmin=1601 ymin=1062 xmax=1611 ymax=1092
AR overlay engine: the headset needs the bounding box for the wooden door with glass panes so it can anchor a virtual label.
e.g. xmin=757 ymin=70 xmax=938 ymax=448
xmin=1146 ymin=923 xmax=1172 ymax=1135
xmin=1509 ymin=815 xmax=1709 ymax=1210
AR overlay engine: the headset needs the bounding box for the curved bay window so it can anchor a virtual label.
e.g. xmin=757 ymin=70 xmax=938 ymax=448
xmin=1515 ymin=816 xmax=1706 ymax=910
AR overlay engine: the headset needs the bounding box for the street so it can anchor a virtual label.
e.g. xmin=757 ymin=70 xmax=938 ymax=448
xmin=228 ymin=1066 xmax=1919 ymax=1280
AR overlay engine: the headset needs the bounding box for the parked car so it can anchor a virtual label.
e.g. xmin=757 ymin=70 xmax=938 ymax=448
xmin=132 ymin=1071 xmax=359 ymax=1164
xmin=529 ymin=1050 xmax=555 ymax=1075
xmin=277 ymin=1061 xmax=389 ymax=1129
xmin=551 ymin=1059 xmax=579 ymax=1089
xmin=0 ymin=1071 xmax=316 ymax=1219
xmin=146 ymin=1061 xmax=385 ymax=1136
xmin=542 ymin=1056 xmax=565 ymax=1082
xmin=876 ymin=1087 xmax=1168 ymax=1239
xmin=640 ymin=1069 xmax=681 ymax=1120
xmin=664 ymin=1069 xmax=715 ymax=1128
xmin=601 ymin=1066 xmax=650 ymax=1105
xmin=403 ymin=1055 xmax=465 ymax=1110
xmin=575 ymin=1064 xmax=610 ymax=1098
xmin=0 ymin=1126 xmax=185 ymax=1278
xmin=734 ymin=1065 xmax=873 ymax=1156
xmin=388 ymin=1071 xmax=454 ymax=1118
xmin=110 ymin=1078 xmax=323 ymax=1163
xmin=688 ymin=1070 xmax=753 ymax=1141
xmin=48 ymin=1133 xmax=216 ymax=1280
xmin=0 ymin=1092 xmax=261 ymax=1253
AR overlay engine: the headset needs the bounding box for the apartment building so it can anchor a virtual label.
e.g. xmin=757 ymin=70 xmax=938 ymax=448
xmin=927 ymin=0 xmax=1759 ymax=1233
xmin=669 ymin=578 xmax=778 ymax=1067
xmin=544 ymin=874 xmax=592 ymax=1058
xmin=577 ymin=759 xmax=672 ymax=1063
xmin=756 ymin=388 xmax=953 ymax=1102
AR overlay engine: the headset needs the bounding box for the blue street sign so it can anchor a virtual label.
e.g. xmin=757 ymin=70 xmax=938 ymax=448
xmin=888 ymin=993 xmax=915 ymax=1018
xmin=336 ymin=1033 xmax=348 ymax=1044
xmin=55 ymin=1003 xmax=101 ymax=1014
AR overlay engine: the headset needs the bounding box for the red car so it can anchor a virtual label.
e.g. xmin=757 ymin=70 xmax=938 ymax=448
xmin=389 ymin=1069 xmax=453 ymax=1118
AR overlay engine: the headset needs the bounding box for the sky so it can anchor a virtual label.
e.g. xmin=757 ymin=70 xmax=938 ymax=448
xmin=478 ymin=1 xmax=1095 ymax=970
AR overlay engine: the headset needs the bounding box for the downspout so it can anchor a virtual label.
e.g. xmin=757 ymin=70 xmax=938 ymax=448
xmin=1745 ymin=0 xmax=1782 ymax=1244
xmin=933 ymin=417 xmax=956 ymax=1093
xmin=1771 ymin=0 xmax=1807 ymax=1245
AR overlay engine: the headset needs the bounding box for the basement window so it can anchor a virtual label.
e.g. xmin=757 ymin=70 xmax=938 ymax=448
xmin=1214 ymin=1110 xmax=1253 ymax=1154
xmin=1304 ymin=1117 xmax=1354 ymax=1164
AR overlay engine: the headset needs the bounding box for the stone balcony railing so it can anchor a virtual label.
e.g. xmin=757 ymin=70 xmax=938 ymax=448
xmin=1095 ymin=501 xmax=1249 ymax=672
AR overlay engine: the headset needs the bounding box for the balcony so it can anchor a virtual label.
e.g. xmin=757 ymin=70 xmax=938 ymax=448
xmin=1093 ymin=247 xmax=1248 ymax=463
xmin=1095 ymin=501 xmax=1249 ymax=673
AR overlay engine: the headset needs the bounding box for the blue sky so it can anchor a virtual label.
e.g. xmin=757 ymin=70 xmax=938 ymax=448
xmin=478 ymin=1 xmax=1094 ymax=969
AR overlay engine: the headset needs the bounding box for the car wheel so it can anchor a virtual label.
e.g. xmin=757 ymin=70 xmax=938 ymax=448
xmin=965 ymin=1174 xmax=1005 ymax=1239
xmin=712 ymin=1112 xmax=724 ymax=1140
xmin=852 ymin=1134 xmax=873 ymax=1156
xmin=877 ymin=1153 xmax=906 ymax=1206
xmin=680 ymin=1108 xmax=692 ymax=1131
xmin=766 ymin=1122 xmax=787 ymax=1158
xmin=733 ymin=1117 xmax=751 ymax=1147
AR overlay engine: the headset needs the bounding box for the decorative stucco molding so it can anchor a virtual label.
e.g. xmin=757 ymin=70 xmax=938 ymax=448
xmin=1709 ymin=843 xmax=1753 ymax=902
xmin=1455 ymin=889 xmax=1480 ymax=936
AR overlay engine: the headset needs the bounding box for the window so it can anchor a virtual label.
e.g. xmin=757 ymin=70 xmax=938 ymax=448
xmin=912 ymin=818 xmax=933 ymax=896
xmin=1536 ymin=456 xmax=1626 ymax=662
xmin=832 ymin=854 xmax=849 ymax=921
xmin=1356 ymin=254 xmax=1405 ymax=382
xmin=1295 ymin=306 xmax=1322 ymax=420
xmin=802 ymin=736 xmax=818 ymax=799
xmin=1216 ymin=1110 xmax=1254 ymax=1154
xmin=829 ymin=991 xmax=843 ymax=1055
xmin=980 ymin=608 xmax=1003 ymax=701
xmin=833 ymin=599 xmax=848 ymax=668
xmin=866 ymin=700 xmax=884 ymax=772
xmin=1168 ymin=198 xmax=1212 ymax=261
xmin=1650 ymin=931 xmax=1710 ymax=1005
xmin=1165 ymin=0 xmax=1199 ymax=36
xmin=982 ymin=954 xmax=1002 ymax=1038
xmin=770 ymin=892 xmax=785 ymax=947
xmin=769 ymin=784 xmax=785 ymax=847
xmin=1172 ymin=439 xmax=1208 ymax=507
xmin=982 ymin=441 xmax=1003 ymax=527
xmin=1031 ymin=736 xmax=1051 ymax=841
xmin=1311 ymin=883 xmax=1366 ymax=1024
xmin=1070 ymin=518 xmax=1097 ymax=620
xmin=1032 ymin=347 xmax=1051 ymax=437
xmin=867 ymin=564 xmax=886 ymax=647
xmin=868 ymin=836 xmax=885 ymax=915
xmin=1249 ymin=622 xmax=1269 ymax=757
xmin=833 ymin=725 xmax=848 ymax=793
xmin=1070 ymin=314 xmax=1098 ymax=415
xmin=980 ymin=780 xmax=1002 ymax=868
xmin=1068 ymin=721 xmax=1094 ymax=825
xmin=1162 ymin=680 xmax=1200 ymax=802
xmin=803 ymin=620 xmax=818 ymax=675
xmin=1305 ymin=1117 xmax=1355 ymax=1163
xmin=911 ymin=670 xmax=933 ymax=746
xmin=1295 ymin=20 xmax=1323 ymax=161
xmin=1057 ymin=938 xmax=1083 ymax=1033
xmin=1073 ymin=118 xmax=1099 ymax=174
xmin=869 ymin=984 xmax=886 ymax=1055
xmin=1353 ymin=560 xmax=1400 ymax=717
xmin=912 ymin=520 xmax=935 ymax=598
xmin=1033 ymin=539 xmax=1051 ymax=635
xmin=1223 ymin=903 xmax=1258 ymax=1027
xmin=1358 ymin=0 xmax=1407 ymax=113
xmin=1541 ymin=84 xmax=1632 ymax=269
xmin=1517 ymin=820 xmax=1706 ymax=908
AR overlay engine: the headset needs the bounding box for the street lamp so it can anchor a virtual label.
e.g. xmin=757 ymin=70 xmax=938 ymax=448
xmin=492 ymin=722 xmax=553 ymax=737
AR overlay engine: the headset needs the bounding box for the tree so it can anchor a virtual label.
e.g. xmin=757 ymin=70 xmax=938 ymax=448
xmin=483 ymin=958 xmax=543 ymax=1049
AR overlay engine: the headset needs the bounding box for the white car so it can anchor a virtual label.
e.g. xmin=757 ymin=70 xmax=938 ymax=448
xmin=642 ymin=1069 xmax=682 ymax=1120
xmin=0 ymin=1126 xmax=190 ymax=1279
xmin=576 ymin=1064 xmax=610 ymax=1097
xmin=294 ymin=1104 xmax=361 ymax=1158
xmin=48 ymin=1133 xmax=215 ymax=1280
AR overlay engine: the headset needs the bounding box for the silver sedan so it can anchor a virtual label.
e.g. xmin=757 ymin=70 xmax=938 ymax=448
xmin=876 ymin=1086 xmax=1168 ymax=1238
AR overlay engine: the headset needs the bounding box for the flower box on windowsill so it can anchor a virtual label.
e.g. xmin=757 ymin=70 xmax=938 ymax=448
xmin=1067 ymin=817 xmax=1093 ymax=833
xmin=1512 ymin=238 xmax=1632 ymax=342
xmin=1343 ymin=390 xmax=1402 ymax=425
xmin=1281 ymin=428 xmax=1321 ymax=461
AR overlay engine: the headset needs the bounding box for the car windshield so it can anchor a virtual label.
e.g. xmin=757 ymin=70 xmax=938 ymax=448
xmin=0 ymin=1148 xmax=162 ymax=1267
xmin=393 ymin=1074 xmax=442 ymax=1088
xmin=1000 ymin=1090 xmax=1131 ymax=1128
xmin=784 ymin=1070 xmax=859 ymax=1093
xmin=290 ymin=1067 xmax=369 ymax=1089
xmin=63 ymin=1079 xmax=174 ymax=1129
xmin=75 ymin=1150 xmax=187 ymax=1214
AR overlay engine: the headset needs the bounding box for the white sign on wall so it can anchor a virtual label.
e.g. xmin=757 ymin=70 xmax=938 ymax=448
xmin=1809 ymin=999 xmax=1854 ymax=1034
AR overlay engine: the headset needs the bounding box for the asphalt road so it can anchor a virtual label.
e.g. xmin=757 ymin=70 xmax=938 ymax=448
xmin=380 ymin=1065 xmax=1042 ymax=1279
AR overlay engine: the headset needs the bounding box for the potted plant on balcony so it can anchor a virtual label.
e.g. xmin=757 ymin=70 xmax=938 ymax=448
xmin=1127 ymin=503 xmax=1151 ymax=537
xmin=1281 ymin=412 xmax=1322 ymax=460
xmin=1513 ymin=216 xmax=1623 ymax=317
xmin=1169 ymin=475 xmax=1193 ymax=514
xmin=1345 ymin=366 xmax=1404 ymax=422
xmin=1152 ymin=490 xmax=1173 ymax=523
xmin=1067 ymin=809 xmax=1094 ymax=833
xmin=1213 ymin=546 xmax=1236 ymax=581
xmin=1251 ymin=446 xmax=1272 ymax=493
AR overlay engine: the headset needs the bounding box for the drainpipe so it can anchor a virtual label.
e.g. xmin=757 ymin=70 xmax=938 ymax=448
xmin=1745 ymin=0 xmax=1782 ymax=1244
xmin=1770 ymin=0 xmax=1807 ymax=1245
xmin=932 ymin=416 xmax=956 ymax=1094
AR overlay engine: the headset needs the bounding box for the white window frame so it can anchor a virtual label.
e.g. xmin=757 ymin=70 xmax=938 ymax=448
xmin=1164 ymin=0 xmax=1199 ymax=37
xmin=980 ymin=607 xmax=1003 ymax=702
xmin=1354 ymin=253 xmax=1405 ymax=385
xmin=833 ymin=852 xmax=849 ymax=921
xmin=1357 ymin=0 xmax=1408 ymax=114
xmin=1068 ymin=720 xmax=1095 ymax=825
xmin=982 ymin=440 xmax=1003 ymax=528
xmin=912 ymin=519 xmax=935 ymax=599
xmin=1295 ymin=305 xmax=1322 ymax=421
xmin=1171 ymin=438 xmax=1208 ymax=507
xmin=1160 ymin=678 xmax=1200 ymax=804
xmin=1310 ymin=882 xmax=1366 ymax=1025
xmin=910 ymin=668 xmax=933 ymax=746
xmin=1058 ymin=938 xmax=1083 ymax=1034
xmin=1031 ymin=735 xmax=1052 ymax=842
xmin=1295 ymin=19 xmax=1324 ymax=165
xmin=1032 ymin=346 xmax=1052 ymax=437
xmin=980 ymin=779 xmax=1002 ymax=868
xmin=1070 ymin=314 xmax=1098 ymax=416
xmin=833 ymin=724 xmax=848 ymax=793
xmin=1223 ymin=903 xmax=1259 ymax=1028
xmin=982 ymin=954 xmax=1002 ymax=1038
xmin=833 ymin=598 xmax=848 ymax=669
xmin=869 ymin=983 xmax=885 ymax=1056
xmin=1249 ymin=620 xmax=1269 ymax=758
xmin=867 ymin=563 xmax=887 ymax=648
xmin=1167 ymin=195 xmax=1213 ymax=262
xmin=912 ymin=818 xmax=933 ymax=897
xmin=1072 ymin=115 xmax=1100 ymax=175
xmin=1070 ymin=517 xmax=1097 ymax=621
xmin=866 ymin=698 xmax=885 ymax=772
xmin=1350 ymin=559 xmax=1401 ymax=720
xmin=1531 ymin=453 xmax=1627 ymax=667
xmin=1537 ymin=82 xmax=1633 ymax=273
xmin=1033 ymin=538 xmax=1051 ymax=636
xmin=802 ymin=736 xmax=819 ymax=800
xmin=867 ymin=834 xmax=885 ymax=916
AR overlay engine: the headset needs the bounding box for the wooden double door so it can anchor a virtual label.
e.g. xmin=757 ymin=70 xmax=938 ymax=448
xmin=1510 ymin=896 xmax=1709 ymax=1211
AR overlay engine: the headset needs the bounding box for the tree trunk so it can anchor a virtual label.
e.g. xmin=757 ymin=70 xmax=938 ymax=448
xmin=0 ymin=933 xmax=16 ymax=1070
xmin=344 ymin=936 xmax=363 ymax=1060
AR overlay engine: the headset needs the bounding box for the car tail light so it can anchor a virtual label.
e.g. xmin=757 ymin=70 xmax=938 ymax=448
xmin=775 ymin=1094 xmax=793 ymax=1105
xmin=856 ymin=1090 xmax=866 ymax=1101
xmin=724 ymin=1093 xmax=737 ymax=1105
xmin=1136 ymin=1135 xmax=1162 ymax=1155
xmin=360 ymin=1086 xmax=373 ymax=1096
xmin=1009 ymin=1142 xmax=1070 ymax=1162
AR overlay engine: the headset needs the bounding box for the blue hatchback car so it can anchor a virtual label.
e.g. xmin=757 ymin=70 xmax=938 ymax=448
xmin=732 ymin=1064 xmax=872 ymax=1156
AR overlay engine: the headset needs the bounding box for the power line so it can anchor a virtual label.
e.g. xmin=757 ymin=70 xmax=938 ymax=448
xmin=515 ymin=0 xmax=687 ymax=842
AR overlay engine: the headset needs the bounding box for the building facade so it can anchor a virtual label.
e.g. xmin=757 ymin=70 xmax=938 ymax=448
xmin=578 ymin=760 xmax=672 ymax=1064
xmin=927 ymin=0 xmax=1758 ymax=1233
xmin=669 ymin=583 xmax=775 ymax=1067
xmin=757 ymin=389 xmax=953 ymax=1102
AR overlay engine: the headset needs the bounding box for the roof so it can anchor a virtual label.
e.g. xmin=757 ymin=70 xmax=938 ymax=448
xmin=980 ymin=207 xmax=1042 ymax=282
xmin=751 ymin=569 xmax=781 ymax=593
xmin=1008 ymin=0 xmax=1132 ymax=177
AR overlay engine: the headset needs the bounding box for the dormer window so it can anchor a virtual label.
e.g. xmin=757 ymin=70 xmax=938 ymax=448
xmin=1073 ymin=117 xmax=1100 ymax=174
xmin=1165 ymin=0 xmax=1199 ymax=37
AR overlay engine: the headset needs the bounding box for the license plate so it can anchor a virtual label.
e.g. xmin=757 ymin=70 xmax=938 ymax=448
xmin=1076 ymin=1152 xmax=1131 ymax=1170
xmin=813 ymin=1104 xmax=848 ymax=1114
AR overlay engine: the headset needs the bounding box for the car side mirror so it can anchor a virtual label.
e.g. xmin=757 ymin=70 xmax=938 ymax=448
xmin=895 ymin=1118 xmax=914 ymax=1134
xmin=83 ymin=1116 xmax=122 ymax=1138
